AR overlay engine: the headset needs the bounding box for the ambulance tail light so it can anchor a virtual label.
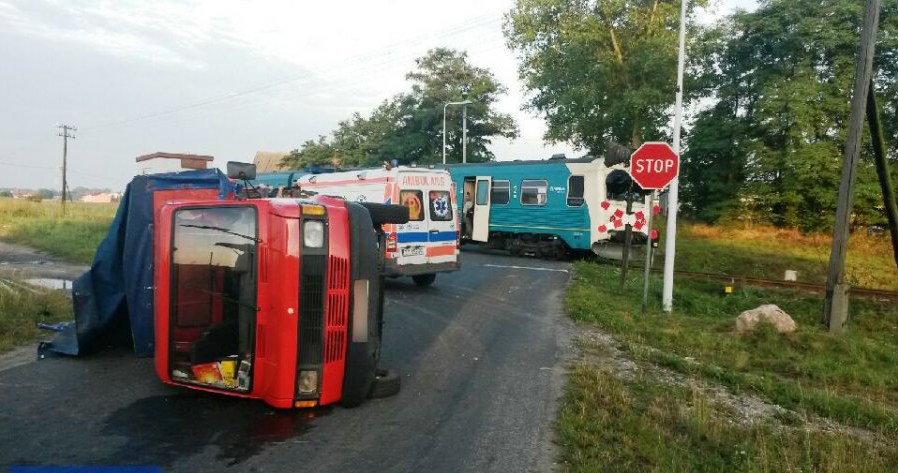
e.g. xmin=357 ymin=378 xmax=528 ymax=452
xmin=455 ymin=230 xmax=460 ymax=249
xmin=386 ymin=233 xmax=397 ymax=253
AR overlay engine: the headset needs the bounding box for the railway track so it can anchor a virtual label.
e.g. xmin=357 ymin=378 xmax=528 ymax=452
xmin=653 ymin=268 xmax=898 ymax=302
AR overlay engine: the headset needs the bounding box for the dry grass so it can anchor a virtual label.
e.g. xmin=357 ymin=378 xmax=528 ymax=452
xmin=0 ymin=198 xmax=117 ymax=263
xmin=669 ymin=222 xmax=898 ymax=290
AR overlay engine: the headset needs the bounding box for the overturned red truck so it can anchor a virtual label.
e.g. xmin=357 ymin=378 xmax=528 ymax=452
xmin=40 ymin=163 xmax=407 ymax=409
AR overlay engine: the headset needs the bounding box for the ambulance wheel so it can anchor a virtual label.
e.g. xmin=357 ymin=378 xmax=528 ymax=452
xmin=412 ymin=273 xmax=436 ymax=287
xmin=369 ymin=368 xmax=400 ymax=399
xmin=361 ymin=202 xmax=410 ymax=226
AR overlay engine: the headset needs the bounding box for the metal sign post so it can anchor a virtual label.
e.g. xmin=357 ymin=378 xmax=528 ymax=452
xmin=641 ymin=190 xmax=657 ymax=313
xmin=629 ymin=142 xmax=679 ymax=313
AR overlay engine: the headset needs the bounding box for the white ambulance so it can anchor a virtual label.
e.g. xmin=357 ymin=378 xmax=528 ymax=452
xmin=295 ymin=166 xmax=460 ymax=286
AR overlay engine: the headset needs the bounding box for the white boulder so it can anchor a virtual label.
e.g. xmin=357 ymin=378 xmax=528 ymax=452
xmin=736 ymin=304 xmax=797 ymax=333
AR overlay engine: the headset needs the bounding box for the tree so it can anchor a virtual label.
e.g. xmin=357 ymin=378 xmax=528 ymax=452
xmin=282 ymin=136 xmax=338 ymax=169
xmin=504 ymin=0 xmax=709 ymax=152
xmin=686 ymin=0 xmax=898 ymax=230
xmin=287 ymin=48 xmax=518 ymax=167
xmin=399 ymin=48 xmax=519 ymax=163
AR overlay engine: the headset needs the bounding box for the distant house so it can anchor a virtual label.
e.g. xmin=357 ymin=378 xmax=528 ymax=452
xmin=136 ymin=152 xmax=214 ymax=175
xmin=81 ymin=192 xmax=121 ymax=204
xmin=253 ymin=151 xmax=289 ymax=173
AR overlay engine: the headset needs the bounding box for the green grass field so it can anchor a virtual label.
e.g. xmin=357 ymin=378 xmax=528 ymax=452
xmin=0 ymin=274 xmax=73 ymax=352
xmin=0 ymin=198 xmax=117 ymax=263
xmin=562 ymin=225 xmax=898 ymax=472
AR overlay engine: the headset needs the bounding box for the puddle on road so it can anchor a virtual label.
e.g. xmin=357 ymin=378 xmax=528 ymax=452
xmin=100 ymin=392 xmax=331 ymax=467
xmin=24 ymin=278 xmax=73 ymax=290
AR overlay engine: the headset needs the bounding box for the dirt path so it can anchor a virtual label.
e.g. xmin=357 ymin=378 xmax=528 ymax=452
xmin=0 ymin=240 xmax=88 ymax=280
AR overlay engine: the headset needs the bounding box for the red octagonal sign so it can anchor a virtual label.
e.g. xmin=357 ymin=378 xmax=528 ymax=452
xmin=629 ymin=142 xmax=680 ymax=190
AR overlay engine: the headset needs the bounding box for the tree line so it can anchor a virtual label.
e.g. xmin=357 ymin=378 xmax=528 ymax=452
xmin=286 ymin=0 xmax=897 ymax=232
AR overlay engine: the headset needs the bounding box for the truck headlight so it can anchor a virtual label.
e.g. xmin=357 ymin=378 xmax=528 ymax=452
xmin=298 ymin=370 xmax=318 ymax=395
xmin=304 ymin=220 xmax=324 ymax=248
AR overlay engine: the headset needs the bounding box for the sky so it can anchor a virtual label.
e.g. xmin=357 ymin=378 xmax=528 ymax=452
xmin=0 ymin=0 xmax=758 ymax=191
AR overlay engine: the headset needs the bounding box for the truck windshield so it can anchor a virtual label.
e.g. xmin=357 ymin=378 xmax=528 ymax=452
xmin=169 ymin=206 xmax=258 ymax=392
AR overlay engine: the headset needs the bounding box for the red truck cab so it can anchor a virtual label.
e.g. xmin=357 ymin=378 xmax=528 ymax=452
xmin=154 ymin=194 xmax=396 ymax=409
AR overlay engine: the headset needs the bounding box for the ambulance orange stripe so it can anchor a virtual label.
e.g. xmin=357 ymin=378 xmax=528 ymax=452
xmin=426 ymin=246 xmax=457 ymax=257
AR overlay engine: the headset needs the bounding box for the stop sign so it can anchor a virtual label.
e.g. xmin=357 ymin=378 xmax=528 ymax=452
xmin=629 ymin=142 xmax=680 ymax=190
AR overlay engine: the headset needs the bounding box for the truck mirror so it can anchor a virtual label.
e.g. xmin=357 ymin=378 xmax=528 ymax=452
xmin=227 ymin=162 xmax=257 ymax=180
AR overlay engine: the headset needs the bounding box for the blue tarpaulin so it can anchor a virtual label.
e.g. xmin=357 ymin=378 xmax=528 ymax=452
xmin=39 ymin=169 xmax=235 ymax=357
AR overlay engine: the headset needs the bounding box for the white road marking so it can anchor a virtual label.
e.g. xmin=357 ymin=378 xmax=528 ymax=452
xmin=483 ymin=264 xmax=569 ymax=273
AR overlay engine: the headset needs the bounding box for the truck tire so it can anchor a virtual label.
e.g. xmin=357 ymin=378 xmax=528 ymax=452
xmin=412 ymin=273 xmax=436 ymax=287
xmin=360 ymin=202 xmax=409 ymax=226
xmin=368 ymin=368 xmax=400 ymax=399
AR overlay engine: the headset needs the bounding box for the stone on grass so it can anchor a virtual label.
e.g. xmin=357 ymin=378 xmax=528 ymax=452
xmin=735 ymin=304 xmax=797 ymax=333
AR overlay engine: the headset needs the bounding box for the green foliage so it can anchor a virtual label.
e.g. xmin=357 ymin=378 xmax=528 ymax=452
xmin=685 ymin=0 xmax=898 ymax=231
xmin=282 ymin=135 xmax=338 ymax=169
xmin=286 ymin=48 xmax=518 ymax=167
xmin=504 ymin=0 xmax=709 ymax=152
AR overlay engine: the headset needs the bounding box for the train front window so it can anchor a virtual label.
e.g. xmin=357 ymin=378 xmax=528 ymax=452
xmin=169 ymin=206 xmax=257 ymax=392
xmin=567 ymin=176 xmax=584 ymax=206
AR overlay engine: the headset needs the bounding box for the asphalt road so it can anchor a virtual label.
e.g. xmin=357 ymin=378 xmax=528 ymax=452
xmin=0 ymin=248 xmax=574 ymax=473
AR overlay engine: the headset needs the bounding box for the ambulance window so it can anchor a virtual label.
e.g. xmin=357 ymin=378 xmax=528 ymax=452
xmin=567 ymin=176 xmax=585 ymax=206
xmin=476 ymin=180 xmax=490 ymax=205
xmin=428 ymin=190 xmax=454 ymax=221
xmin=521 ymin=180 xmax=548 ymax=206
xmin=491 ymin=180 xmax=510 ymax=205
xmin=399 ymin=190 xmax=424 ymax=221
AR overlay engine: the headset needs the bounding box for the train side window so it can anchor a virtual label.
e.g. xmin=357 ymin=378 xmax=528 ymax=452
xmin=476 ymin=180 xmax=490 ymax=205
xmin=491 ymin=180 xmax=510 ymax=205
xmin=567 ymin=176 xmax=584 ymax=207
xmin=521 ymin=179 xmax=548 ymax=206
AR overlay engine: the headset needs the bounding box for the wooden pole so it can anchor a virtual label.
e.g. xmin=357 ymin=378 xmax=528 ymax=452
xmin=823 ymin=0 xmax=882 ymax=332
xmin=866 ymin=78 xmax=898 ymax=270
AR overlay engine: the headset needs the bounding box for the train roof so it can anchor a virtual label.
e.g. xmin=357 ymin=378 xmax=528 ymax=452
xmin=440 ymin=156 xmax=602 ymax=168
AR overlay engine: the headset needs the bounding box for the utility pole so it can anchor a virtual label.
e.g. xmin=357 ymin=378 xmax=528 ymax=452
xmin=823 ymin=0 xmax=881 ymax=333
xmin=57 ymin=124 xmax=76 ymax=213
xmin=462 ymin=103 xmax=468 ymax=164
xmin=662 ymin=0 xmax=688 ymax=312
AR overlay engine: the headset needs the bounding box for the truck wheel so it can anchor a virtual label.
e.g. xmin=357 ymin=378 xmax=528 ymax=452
xmin=412 ymin=273 xmax=436 ymax=287
xmin=369 ymin=368 xmax=400 ymax=399
xmin=360 ymin=202 xmax=410 ymax=226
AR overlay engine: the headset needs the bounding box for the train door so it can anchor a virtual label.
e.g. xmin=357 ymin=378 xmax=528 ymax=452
xmin=472 ymin=176 xmax=491 ymax=242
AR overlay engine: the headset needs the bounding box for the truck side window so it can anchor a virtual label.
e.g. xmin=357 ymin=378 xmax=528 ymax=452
xmin=521 ymin=179 xmax=548 ymax=206
xmin=491 ymin=180 xmax=510 ymax=205
xmin=567 ymin=176 xmax=584 ymax=206
xmin=399 ymin=190 xmax=425 ymax=221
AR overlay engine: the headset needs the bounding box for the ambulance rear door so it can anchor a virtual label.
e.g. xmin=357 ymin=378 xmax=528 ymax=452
xmin=422 ymin=173 xmax=457 ymax=266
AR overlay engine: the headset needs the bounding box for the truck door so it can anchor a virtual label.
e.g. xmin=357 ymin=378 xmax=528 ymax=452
xmin=472 ymin=177 xmax=491 ymax=242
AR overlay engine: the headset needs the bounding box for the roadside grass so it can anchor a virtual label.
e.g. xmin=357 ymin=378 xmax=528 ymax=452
xmin=0 ymin=273 xmax=72 ymax=352
xmin=0 ymin=198 xmax=116 ymax=264
xmin=558 ymin=363 xmax=898 ymax=473
xmin=568 ymin=262 xmax=898 ymax=432
xmin=672 ymin=223 xmax=897 ymax=290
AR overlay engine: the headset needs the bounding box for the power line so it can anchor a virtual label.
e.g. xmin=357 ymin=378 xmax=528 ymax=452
xmin=77 ymin=15 xmax=503 ymax=132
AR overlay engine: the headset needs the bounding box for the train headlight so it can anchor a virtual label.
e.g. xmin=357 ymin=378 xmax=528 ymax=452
xmin=303 ymin=220 xmax=325 ymax=248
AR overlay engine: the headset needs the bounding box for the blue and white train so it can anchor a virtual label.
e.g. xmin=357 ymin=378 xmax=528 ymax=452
xmin=442 ymin=156 xmax=657 ymax=259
